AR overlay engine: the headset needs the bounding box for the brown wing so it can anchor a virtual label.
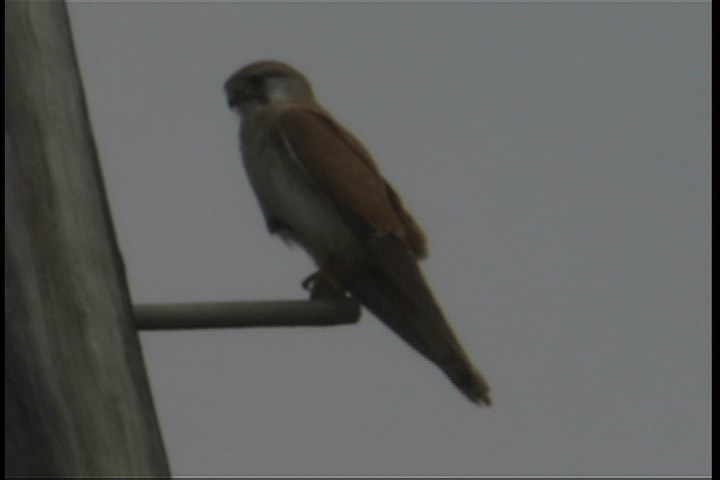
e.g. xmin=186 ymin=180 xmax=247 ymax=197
xmin=277 ymin=105 xmax=427 ymax=259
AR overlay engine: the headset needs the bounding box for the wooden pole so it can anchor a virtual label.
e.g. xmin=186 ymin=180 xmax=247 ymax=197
xmin=5 ymin=1 xmax=171 ymax=476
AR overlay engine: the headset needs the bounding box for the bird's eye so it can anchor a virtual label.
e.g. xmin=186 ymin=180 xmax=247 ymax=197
xmin=248 ymin=75 xmax=264 ymax=87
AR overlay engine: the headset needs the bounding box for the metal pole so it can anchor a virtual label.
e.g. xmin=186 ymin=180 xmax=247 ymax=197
xmin=134 ymin=299 xmax=361 ymax=330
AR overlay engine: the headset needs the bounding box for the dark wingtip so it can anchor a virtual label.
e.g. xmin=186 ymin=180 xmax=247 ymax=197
xmin=474 ymin=390 xmax=493 ymax=407
xmin=444 ymin=357 xmax=492 ymax=407
xmin=466 ymin=379 xmax=492 ymax=407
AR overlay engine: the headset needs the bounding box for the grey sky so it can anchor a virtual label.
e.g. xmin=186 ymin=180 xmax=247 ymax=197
xmin=67 ymin=2 xmax=710 ymax=476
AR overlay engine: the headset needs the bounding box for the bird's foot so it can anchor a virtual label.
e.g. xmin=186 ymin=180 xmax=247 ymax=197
xmin=302 ymin=268 xmax=345 ymax=300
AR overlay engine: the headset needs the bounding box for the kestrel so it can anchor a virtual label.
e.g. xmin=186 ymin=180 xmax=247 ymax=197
xmin=225 ymin=60 xmax=491 ymax=405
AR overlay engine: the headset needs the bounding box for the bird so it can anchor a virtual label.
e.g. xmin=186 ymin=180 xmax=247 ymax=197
xmin=225 ymin=60 xmax=491 ymax=406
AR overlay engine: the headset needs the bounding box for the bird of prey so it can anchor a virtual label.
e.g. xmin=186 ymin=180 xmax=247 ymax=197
xmin=225 ymin=60 xmax=491 ymax=406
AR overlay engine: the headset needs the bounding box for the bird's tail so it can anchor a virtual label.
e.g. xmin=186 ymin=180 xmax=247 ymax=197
xmin=338 ymin=236 xmax=491 ymax=406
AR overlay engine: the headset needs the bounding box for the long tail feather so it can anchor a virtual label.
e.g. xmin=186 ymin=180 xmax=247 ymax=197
xmin=338 ymin=236 xmax=492 ymax=406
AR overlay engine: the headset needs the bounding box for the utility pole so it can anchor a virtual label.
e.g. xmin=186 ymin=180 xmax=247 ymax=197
xmin=5 ymin=1 xmax=170 ymax=476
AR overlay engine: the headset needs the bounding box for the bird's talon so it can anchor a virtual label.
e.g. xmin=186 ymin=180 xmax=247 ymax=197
xmin=301 ymin=269 xmax=345 ymax=299
xmin=301 ymin=272 xmax=319 ymax=291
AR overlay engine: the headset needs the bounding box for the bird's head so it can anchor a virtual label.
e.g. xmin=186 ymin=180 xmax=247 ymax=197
xmin=225 ymin=60 xmax=315 ymax=114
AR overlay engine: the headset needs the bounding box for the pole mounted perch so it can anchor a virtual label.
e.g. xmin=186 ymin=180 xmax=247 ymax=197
xmin=134 ymin=273 xmax=362 ymax=330
xmin=134 ymin=298 xmax=361 ymax=330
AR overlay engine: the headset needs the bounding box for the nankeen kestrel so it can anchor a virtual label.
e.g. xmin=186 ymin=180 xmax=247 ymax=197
xmin=225 ymin=60 xmax=491 ymax=405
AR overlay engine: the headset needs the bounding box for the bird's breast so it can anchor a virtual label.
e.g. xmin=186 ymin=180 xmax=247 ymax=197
xmin=241 ymin=123 xmax=364 ymax=267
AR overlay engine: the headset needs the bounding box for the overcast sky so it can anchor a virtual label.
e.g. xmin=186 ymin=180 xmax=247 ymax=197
xmin=67 ymin=2 xmax=710 ymax=476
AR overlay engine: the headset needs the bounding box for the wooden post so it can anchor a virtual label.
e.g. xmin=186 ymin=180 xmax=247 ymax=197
xmin=5 ymin=1 xmax=171 ymax=476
